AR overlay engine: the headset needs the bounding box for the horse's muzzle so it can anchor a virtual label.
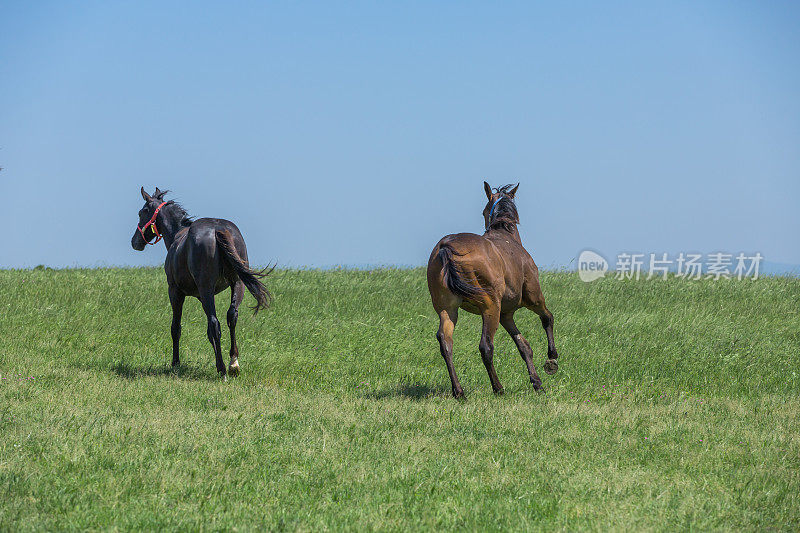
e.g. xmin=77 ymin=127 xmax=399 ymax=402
xmin=131 ymin=232 xmax=146 ymax=251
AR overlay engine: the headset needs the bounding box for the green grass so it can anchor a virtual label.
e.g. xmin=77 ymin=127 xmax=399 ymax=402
xmin=1 ymin=267 xmax=798 ymax=531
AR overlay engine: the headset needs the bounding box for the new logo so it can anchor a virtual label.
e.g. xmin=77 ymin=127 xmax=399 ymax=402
xmin=578 ymin=250 xmax=608 ymax=282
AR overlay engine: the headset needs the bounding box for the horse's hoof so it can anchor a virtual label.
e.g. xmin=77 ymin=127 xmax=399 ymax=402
xmin=544 ymin=359 xmax=559 ymax=375
xmin=493 ymin=388 xmax=505 ymax=396
xmin=453 ymin=389 xmax=465 ymax=400
xmin=228 ymin=360 xmax=240 ymax=377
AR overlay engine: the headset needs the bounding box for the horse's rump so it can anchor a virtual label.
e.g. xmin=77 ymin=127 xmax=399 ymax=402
xmin=430 ymin=234 xmax=489 ymax=301
xmin=215 ymin=229 xmax=273 ymax=314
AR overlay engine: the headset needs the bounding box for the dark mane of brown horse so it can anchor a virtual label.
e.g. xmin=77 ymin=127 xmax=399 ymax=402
xmin=486 ymin=184 xmax=519 ymax=233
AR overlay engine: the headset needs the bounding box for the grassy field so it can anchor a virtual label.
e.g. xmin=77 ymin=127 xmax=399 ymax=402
xmin=1 ymin=267 xmax=798 ymax=531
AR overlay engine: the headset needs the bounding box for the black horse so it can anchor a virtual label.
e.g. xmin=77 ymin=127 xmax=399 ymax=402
xmin=131 ymin=187 xmax=271 ymax=377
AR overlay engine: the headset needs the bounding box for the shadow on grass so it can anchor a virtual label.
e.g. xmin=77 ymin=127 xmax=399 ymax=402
xmin=110 ymin=361 xmax=215 ymax=381
xmin=365 ymin=382 xmax=449 ymax=400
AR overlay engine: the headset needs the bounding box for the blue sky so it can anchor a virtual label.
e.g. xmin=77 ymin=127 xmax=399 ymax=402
xmin=1 ymin=1 xmax=798 ymax=269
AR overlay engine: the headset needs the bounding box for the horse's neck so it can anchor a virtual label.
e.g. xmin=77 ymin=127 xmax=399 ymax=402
xmin=158 ymin=211 xmax=184 ymax=250
xmin=486 ymin=224 xmax=522 ymax=244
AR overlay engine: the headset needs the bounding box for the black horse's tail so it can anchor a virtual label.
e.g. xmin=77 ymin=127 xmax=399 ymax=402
xmin=216 ymin=230 xmax=273 ymax=314
xmin=438 ymin=244 xmax=484 ymax=300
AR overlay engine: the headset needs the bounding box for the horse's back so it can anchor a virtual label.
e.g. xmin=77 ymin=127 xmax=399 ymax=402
xmin=430 ymin=232 xmax=505 ymax=273
xmin=429 ymin=233 xmax=491 ymax=264
xmin=187 ymin=218 xmax=243 ymax=241
xmin=428 ymin=231 xmax=535 ymax=308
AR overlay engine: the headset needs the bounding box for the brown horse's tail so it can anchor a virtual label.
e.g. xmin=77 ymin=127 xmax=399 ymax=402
xmin=438 ymin=244 xmax=484 ymax=300
xmin=215 ymin=230 xmax=274 ymax=314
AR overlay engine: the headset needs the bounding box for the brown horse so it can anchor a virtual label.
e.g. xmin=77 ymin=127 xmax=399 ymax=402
xmin=131 ymin=187 xmax=272 ymax=378
xmin=427 ymin=182 xmax=559 ymax=398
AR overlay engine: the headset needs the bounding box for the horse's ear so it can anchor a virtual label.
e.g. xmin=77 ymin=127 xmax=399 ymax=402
xmin=154 ymin=187 xmax=167 ymax=199
xmin=484 ymin=181 xmax=493 ymax=200
xmin=508 ymin=183 xmax=519 ymax=198
xmin=141 ymin=186 xmax=152 ymax=202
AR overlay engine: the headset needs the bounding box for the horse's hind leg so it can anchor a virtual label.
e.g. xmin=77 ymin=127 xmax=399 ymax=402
xmin=500 ymin=312 xmax=543 ymax=391
xmin=199 ymin=291 xmax=226 ymax=377
xmin=227 ymin=281 xmax=244 ymax=376
xmin=479 ymin=308 xmax=504 ymax=395
xmin=168 ymin=286 xmax=185 ymax=368
xmin=436 ymin=307 xmax=464 ymax=399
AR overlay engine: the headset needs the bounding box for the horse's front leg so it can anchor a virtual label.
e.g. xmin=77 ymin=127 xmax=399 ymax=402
xmin=524 ymin=281 xmax=559 ymax=375
xmin=500 ymin=311 xmax=543 ymax=391
xmin=168 ymin=286 xmax=185 ymax=368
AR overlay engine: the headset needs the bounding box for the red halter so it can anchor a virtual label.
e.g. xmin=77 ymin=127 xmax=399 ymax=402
xmin=137 ymin=201 xmax=168 ymax=245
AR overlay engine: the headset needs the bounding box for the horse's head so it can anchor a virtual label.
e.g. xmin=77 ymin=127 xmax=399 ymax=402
xmin=131 ymin=186 xmax=171 ymax=250
xmin=482 ymin=181 xmax=519 ymax=230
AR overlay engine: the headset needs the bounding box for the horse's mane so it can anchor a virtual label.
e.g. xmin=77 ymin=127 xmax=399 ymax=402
xmin=488 ymin=184 xmax=519 ymax=232
xmin=170 ymin=201 xmax=194 ymax=228
xmin=159 ymin=192 xmax=193 ymax=227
